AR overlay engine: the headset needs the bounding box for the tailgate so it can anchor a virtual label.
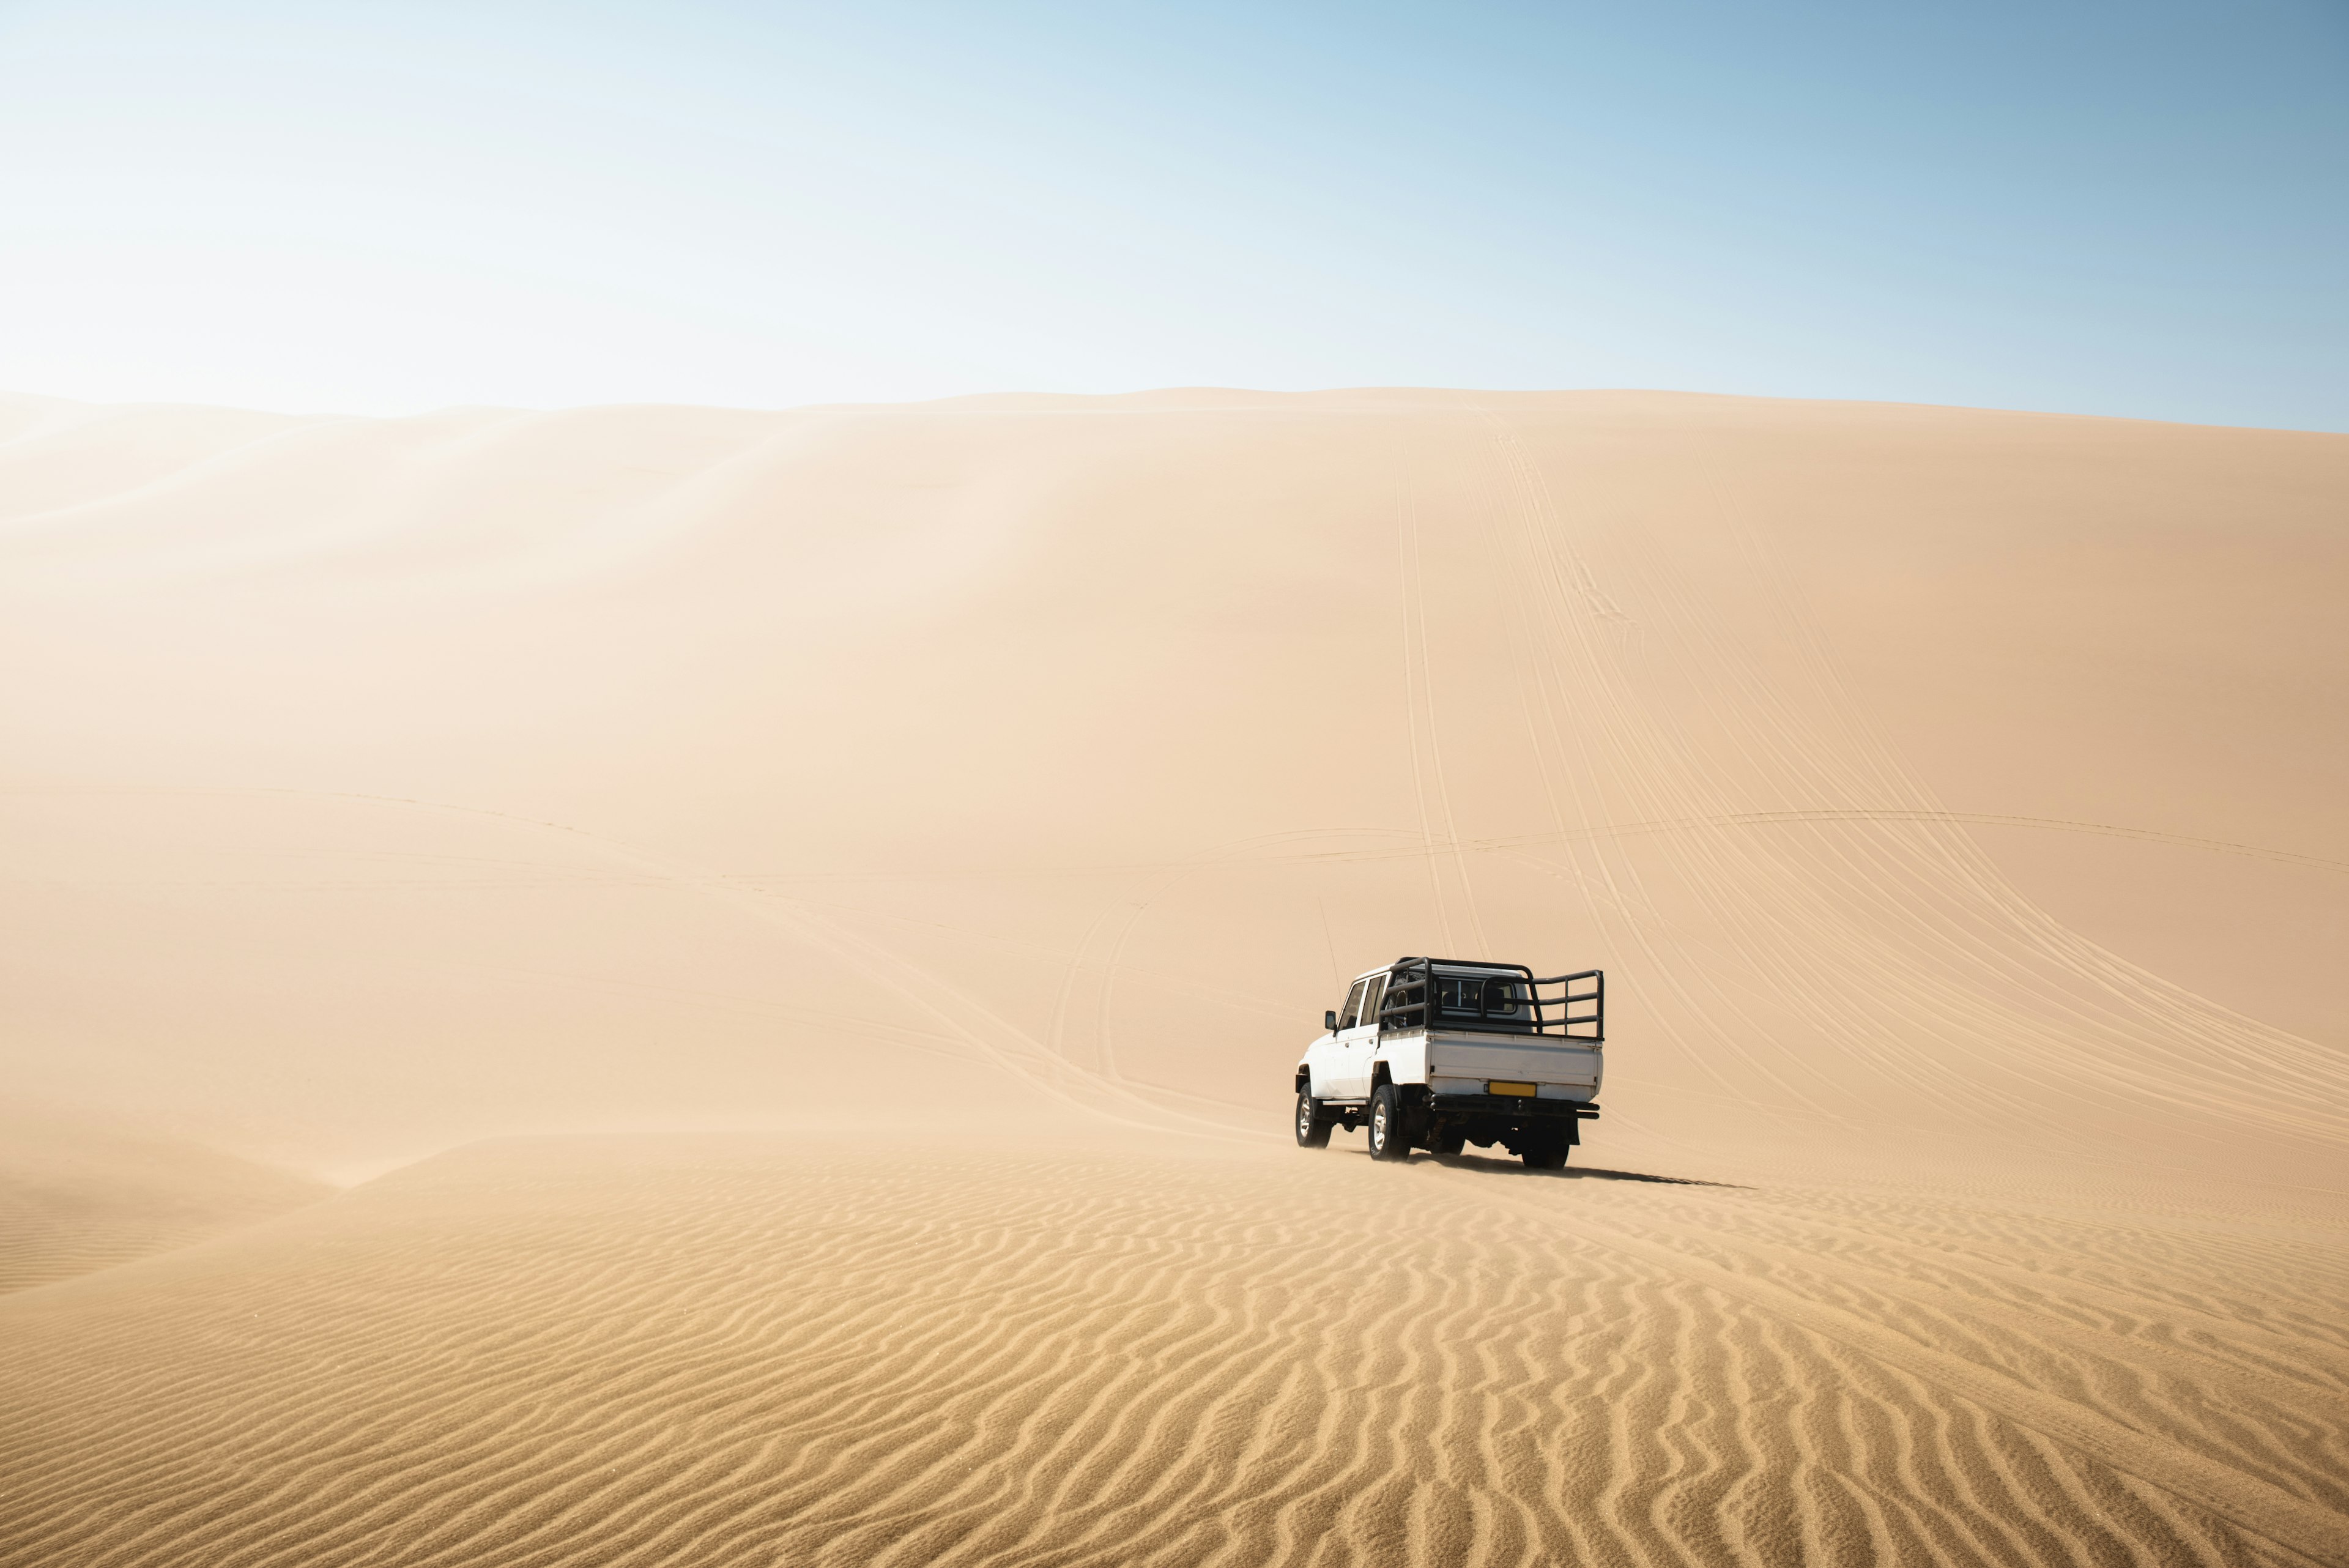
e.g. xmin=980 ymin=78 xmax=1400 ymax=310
xmin=1430 ymin=1032 xmax=1601 ymax=1094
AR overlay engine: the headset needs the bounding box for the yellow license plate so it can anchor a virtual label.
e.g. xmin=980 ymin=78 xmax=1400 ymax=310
xmin=1488 ymin=1080 xmax=1538 ymax=1098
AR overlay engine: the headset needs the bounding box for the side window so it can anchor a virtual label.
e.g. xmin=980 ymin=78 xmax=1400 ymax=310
xmin=1360 ymin=975 xmax=1387 ymax=1030
xmin=1386 ymin=969 xmax=1424 ymax=1030
xmin=1338 ymin=979 xmax=1370 ymax=1030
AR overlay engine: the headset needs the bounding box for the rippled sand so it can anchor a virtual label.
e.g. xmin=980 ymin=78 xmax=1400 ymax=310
xmin=6 ymin=1137 xmax=2345 ymax=1567
xmin=2 ymin=389 xmax=2343 ymax=1564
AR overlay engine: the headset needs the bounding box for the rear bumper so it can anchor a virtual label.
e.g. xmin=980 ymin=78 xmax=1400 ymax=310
xmin=1429 ymin=1094 xmax=1600 ymax=1121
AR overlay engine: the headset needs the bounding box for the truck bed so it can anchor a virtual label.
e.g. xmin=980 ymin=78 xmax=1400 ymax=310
xmin=1384 ymin=1028 xmax=1602 ymax=1100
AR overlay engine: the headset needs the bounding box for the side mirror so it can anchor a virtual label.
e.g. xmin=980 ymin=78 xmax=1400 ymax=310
xmin=1324 ymin=1010 xmax=1340 ymax=1033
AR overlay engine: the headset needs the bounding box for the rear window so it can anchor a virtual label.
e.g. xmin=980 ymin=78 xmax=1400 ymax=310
xmin=1378 ymin=966 xmax=1536 ymax=1031
xmin=1434 ymin=972 xmax=1529 ymax=1020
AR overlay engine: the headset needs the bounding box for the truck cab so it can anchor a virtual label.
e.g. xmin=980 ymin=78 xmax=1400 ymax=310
xmin=1294 ymin=957 xmax=1603 ymax=1168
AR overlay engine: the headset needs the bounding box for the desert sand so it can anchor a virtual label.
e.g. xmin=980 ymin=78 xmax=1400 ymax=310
xmin=1 ymin=388 xmax=2344 ymax=1566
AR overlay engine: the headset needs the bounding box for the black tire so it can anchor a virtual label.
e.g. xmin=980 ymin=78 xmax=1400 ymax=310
xmin=1294 ymin=1088 xmax=1332 ymax=1148
xmin=1367 ymin=1083 xmax=1412 ymax=1161
xmin=1521 ymin=1134 xmax=1570 ymax=1171
xmin=1430 ymin=1126 xmax=1466 ymax=1156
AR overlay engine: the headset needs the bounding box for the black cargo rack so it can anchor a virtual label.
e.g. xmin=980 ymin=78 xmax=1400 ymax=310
xmin=1376 ymin=956 xmax=1603 ymax=1041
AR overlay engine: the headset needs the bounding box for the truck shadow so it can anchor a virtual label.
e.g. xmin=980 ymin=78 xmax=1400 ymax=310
xmin=1428 ymin=1152 xmax=1750 ymax=1189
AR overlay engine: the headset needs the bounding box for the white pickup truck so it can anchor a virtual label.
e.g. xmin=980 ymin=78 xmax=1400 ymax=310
xmin=1294 ymin=957 xmax=1603 ymax=1168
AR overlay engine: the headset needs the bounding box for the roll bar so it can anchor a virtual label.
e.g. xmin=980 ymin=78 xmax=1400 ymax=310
xmin=1375 ymin=956 xmax=1603 ymax=1041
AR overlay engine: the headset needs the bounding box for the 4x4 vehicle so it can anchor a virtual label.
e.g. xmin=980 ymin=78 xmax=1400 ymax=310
xmin=1294 ymin=957 xmax=1603 ymax=1167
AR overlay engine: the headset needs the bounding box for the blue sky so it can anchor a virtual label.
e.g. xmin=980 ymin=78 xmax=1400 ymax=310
xmin=1 ymin=0 xmax=2342 ymax=426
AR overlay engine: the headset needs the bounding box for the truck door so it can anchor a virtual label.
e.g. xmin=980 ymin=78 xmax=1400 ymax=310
xmin=1357 ymin=973 xmax=1388 ymax=1085
xmin=1327 ymin=975 xmax=1379 ymax=1099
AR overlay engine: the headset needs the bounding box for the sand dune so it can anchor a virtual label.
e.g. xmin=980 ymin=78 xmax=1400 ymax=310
xmin=1 ymin=388 xmax=2344 ymax=1564
xmin=0 ymin=1107 xmax=327 ymax=1293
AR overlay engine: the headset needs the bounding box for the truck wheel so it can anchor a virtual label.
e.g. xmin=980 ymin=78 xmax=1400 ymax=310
xmin=1521 ymin=1135 xmax=1570 ymax=1171
xmin=1430 ymin=1125 xmax=1466 ymax=1156
xmin=1367 ymin=1084 xmax=1412 ymax=1161
xmin=1294 ymin=1089 xmax=1332 ymax=1148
